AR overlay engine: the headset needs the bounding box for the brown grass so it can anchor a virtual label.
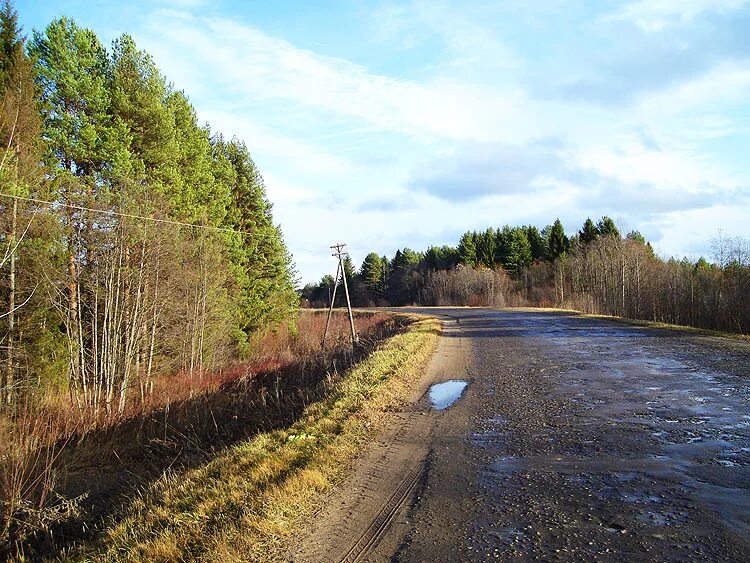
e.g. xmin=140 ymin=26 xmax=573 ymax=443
xmin=0 ymin=310 xmax=397 ymax=558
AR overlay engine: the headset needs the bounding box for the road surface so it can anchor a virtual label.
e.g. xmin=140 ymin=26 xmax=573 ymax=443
xmin=292 ymin=309 xmax=750 ymax=562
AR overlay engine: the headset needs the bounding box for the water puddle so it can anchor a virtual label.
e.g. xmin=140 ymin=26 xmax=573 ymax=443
xmin=429 ymin=380 xmax=468 ymax=410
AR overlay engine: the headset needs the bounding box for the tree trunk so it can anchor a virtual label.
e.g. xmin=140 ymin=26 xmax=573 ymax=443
xmin=5 ymin=198 xmax=17 ymax=404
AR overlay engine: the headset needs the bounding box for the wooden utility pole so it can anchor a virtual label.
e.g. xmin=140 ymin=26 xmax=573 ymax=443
xmin=322 ymin=243 xmax=358 ymax=347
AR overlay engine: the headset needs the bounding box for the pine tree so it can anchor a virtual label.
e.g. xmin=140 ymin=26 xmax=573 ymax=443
xmin=494 ymin=226 xmax=513 ymax=267
xmin=164 ymin=91 xmax=224 ymax=222
xmin=695 ymin=257 xmax=711 ymax=272
xmin=109 ymin=34 xmax=175 ymax=186
xmin=30 ymin=17 xmax=134 ymax=400
xmin=424 ymin=245 xmax=458 ymax=270
xmin=30 ymin=18 xmax=131 ymax=182
xmin=220 ymin=137 xmax=298 ymax=333
xmin=597 ymin=216 xmax=619 ymax=238
xmin=505 ymin=228 xmax=532 ymax=273
xmin=343 ymin=255 xmax=356 ymax=281
xmin=458 ymin=231 xmax=477 ymax=266
xmin=0 ymin=0 xmax=20 ymax=84
xmin=626 ymin=230 xmax=646 ymax=244
xmin=0 ymin=0 xmax=48 ymax=404
xmin=476 ymin=227 xmax=496 ymax=268
xmin=579 ymin=217 xmax=599 ymax=245
xmin=360 ymin=252 xmax=383 ymax=293
xmin=547 ymin=218 xmax=569 ymax=260
xmin=524 ymin=225 xmax=546 ymax=261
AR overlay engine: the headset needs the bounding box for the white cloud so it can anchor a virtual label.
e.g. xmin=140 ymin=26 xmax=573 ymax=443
xmin=200 ymin=109 xmax=359 ymax=177
xmin=129 ymin=2 xmax=750 ymax=283
xmin=144 ymin=12 xmax=530 ymax=143
xmin=604 ymin=0 xmax=749 ymax=31
xmin=371 ymin=1 xmax=521 ymax=71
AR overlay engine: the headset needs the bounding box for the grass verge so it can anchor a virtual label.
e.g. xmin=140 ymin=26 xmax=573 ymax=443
xmin=68 ymin=315 xmax=440 ymax=562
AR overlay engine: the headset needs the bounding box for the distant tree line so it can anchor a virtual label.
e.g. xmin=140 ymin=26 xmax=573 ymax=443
xmin=0 ymin=2 xmax=298 ymax=411
xmin=302 ymin=217 xmax=749 ymax=334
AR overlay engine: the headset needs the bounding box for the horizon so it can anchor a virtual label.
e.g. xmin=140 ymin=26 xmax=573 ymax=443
xmin=17 ymin=0 xmax=750 ymax=284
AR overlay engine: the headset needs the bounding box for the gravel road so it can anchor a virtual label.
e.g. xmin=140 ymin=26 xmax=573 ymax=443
xmin=295 ymin=308 xmax=750 ymax=562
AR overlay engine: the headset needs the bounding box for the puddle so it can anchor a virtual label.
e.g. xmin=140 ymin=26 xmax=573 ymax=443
xmin=429 ymin=380 xmax=468 ymax=410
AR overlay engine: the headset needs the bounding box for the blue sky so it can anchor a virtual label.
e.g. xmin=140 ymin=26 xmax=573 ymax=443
xmin=17 ymin=0 xmax=750 ymax=283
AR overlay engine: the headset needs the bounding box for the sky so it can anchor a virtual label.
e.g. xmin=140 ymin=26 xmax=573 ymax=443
xmin=16 ymin=0 xmax=750 ymax=284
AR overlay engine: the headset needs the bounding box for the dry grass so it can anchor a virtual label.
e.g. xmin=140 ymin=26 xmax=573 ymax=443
xmin=70 ymin=315 xmax=440 ymax=562
xmin=0 ymin=310 xmax=396 ymax=557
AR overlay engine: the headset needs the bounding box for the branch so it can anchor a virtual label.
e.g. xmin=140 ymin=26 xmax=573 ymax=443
xmin=0 ymin=102 xmax=20 ymax=174
xmin=0 ymin=282 xmax=39 ymax=320
xmin=0 ymin=208 xmax=39 ymax=270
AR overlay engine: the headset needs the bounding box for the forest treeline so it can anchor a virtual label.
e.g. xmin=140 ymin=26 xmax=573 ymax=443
xmin=0 ymin=2 xmax=297 ymax=412
xmin=302 ymin=217 xmax=750 ymax=334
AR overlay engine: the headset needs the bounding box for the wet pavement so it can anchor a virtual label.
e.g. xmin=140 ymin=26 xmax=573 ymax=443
xmin=394 ymin=309 xmax=750 ymax=562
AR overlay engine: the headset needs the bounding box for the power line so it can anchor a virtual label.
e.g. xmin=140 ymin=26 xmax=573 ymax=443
xmin=0 ymin=192 xmax=255 ymax=236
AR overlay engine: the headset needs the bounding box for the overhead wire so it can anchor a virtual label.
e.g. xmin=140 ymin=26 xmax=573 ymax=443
xmin=0 ymin=192 xmax=255 ymax=236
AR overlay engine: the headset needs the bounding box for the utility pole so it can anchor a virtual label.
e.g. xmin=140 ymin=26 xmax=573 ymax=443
xmin=322 ymin=243 xmax=358 ymax=347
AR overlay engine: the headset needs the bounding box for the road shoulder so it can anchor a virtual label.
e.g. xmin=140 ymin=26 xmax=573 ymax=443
xmin=290 ymin=314 xmax=470 ymax=562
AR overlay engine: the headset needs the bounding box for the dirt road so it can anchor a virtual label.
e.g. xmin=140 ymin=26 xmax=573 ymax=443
xmin=292 ymin=309 xmax=750 ymax=562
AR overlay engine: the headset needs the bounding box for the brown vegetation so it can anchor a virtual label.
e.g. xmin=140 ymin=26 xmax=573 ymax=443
xmin=73 ymin=316 xmax=439 ymax=562
xmin=545 ymin=234 xmax=750 ymax=333
xmin=422 ymin=266 xmax=513 ymax=307
xmin=0 ymin=310 xmax=398 ymax=558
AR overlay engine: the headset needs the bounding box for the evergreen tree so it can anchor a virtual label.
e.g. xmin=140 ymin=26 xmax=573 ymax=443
xmin=0 ymin=0 xmax=20 ymax=83
xmin=30 ymin=18 xmax=132 ymax=184
xmin=380 ymin=254 xmax=390 ymax=288
xmin=494 ymin=225 xmax=513 ymax=267
xmin=392 ymin=247 xmax=421 ymax=269
xmin=695 ymin=257 xmax=711 ymax=272
xmin=343 ymin=254 xmax=356 ymax=281
xmin=597 ymin=216 xmax=619 ymax=238
xmin=458 ymin=231 xmax=477 ymax=266
xmin=109 ymin=33 xmax=175 ymax=187
xmin=547 ymin=218 xmax=569 ymax=260
xmin=626 ymin=230 xmax=645 ymax=244
xmin=524 ymin=225 xmax=546 ymax=261
xmin=0 ymin=0 xmax=55 ymax=404
xmin=579 ymin=217 xmax=599 ymax=245
xmin=0 ymin=1 xmax=39 ymax=183
xmin=505 ymin=228 xmax=532 ymax=273
xmin=424 ymin=245 xmax=458 ymax=270
xmin=220 ymin=137 xmax=298 ymax=333
xmin=476 ymin=227 xmax=496 ymax=268
xmin=164 ymin=90 xmax=226 ymax=222
xmin=360 ymin=252 xmax=383 ymax=293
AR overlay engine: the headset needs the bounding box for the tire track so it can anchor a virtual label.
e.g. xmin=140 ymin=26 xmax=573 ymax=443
xmin=339 ymin=461 xmax=425 ymax=563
